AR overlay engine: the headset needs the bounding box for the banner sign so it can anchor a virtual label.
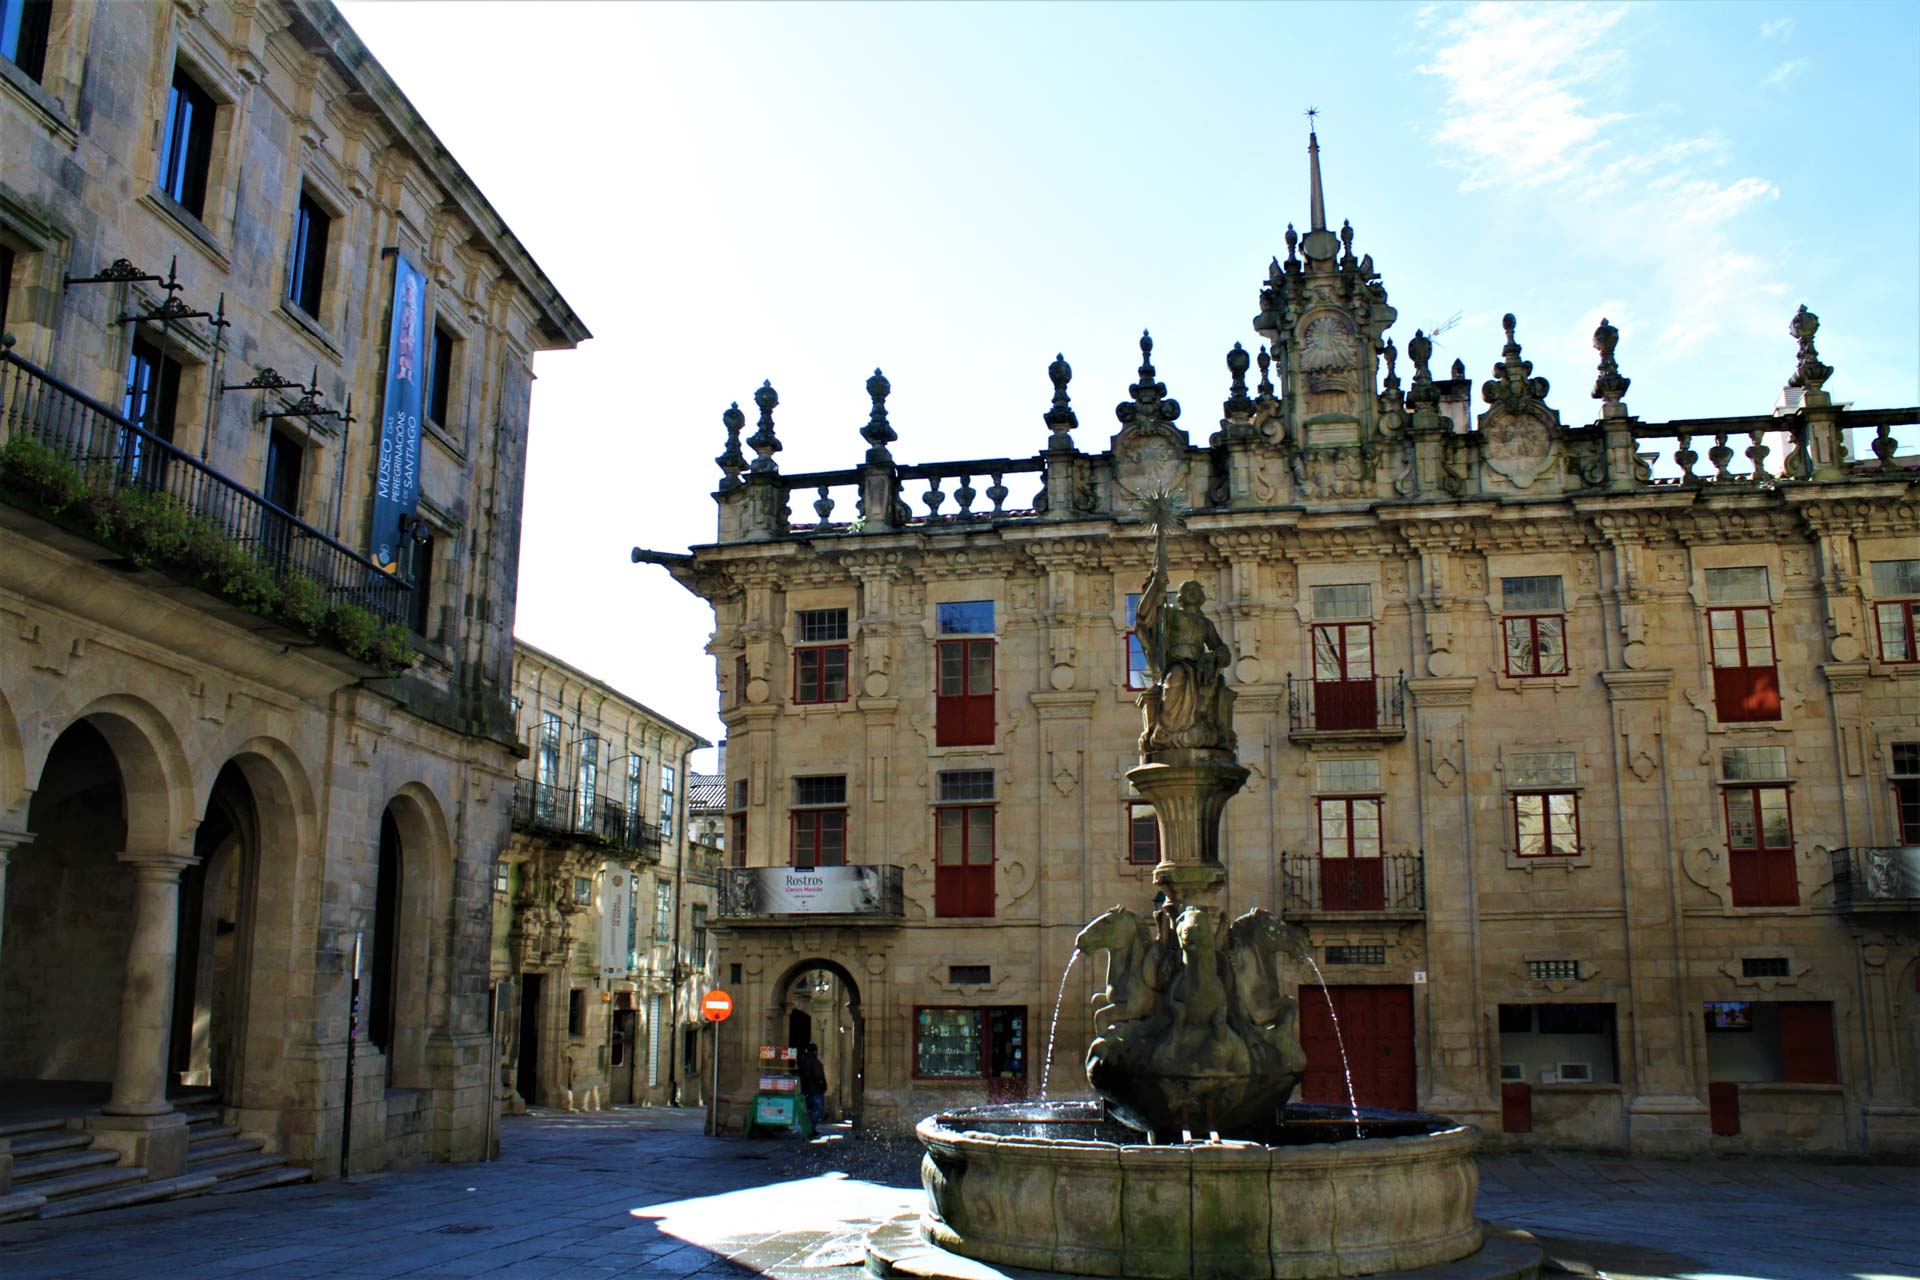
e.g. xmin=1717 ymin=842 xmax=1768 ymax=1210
xmin=601 ymin=872 xmax=631 ymax=977
xmin=371 ymin=251 xmax=426 ymax=574
xmin=721 ymin=866 xmax=888 ymax=916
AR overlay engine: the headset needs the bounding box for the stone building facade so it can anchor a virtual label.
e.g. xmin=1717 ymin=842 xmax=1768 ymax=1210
xmin=494 ymin=642 xmax=713 ymax=1113
xmin=0 ymin=0 xmax=586 ymax=1183
xmin=643 ymin=137 xmax=1920 ymax=1156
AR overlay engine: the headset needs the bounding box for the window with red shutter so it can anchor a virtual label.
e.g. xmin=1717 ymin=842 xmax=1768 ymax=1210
xmin=935 ymin=601 xmax=996 ymax=746
xmin=1777 ymin=1001 xmax=1838 ymax=1084
xmin=934 ymin=770 xmax=994 ymax=917
xmin=1705 ymin=568 xmax=1781 ymax=722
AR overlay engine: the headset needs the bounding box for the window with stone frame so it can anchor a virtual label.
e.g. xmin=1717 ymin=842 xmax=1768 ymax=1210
xmin=1706 ymin=567 xmax=1781 ymax=722
xmin=660 ymin=763 xmax=676 ymax=841
xmin=1315 ymin=758 xmax=1383 ymax=910
xmin=793 ymin=608 xmax=849 ymax=704
xmin=935 ymin=770 xmax=995 ymax=917
xmin=1 ymin=0 xmax=53 ymax=83
xmin=1891 ymin=742 xmax=1920 ymax=845
xmin=1722 ymin=747 xmax=1795 ymax=907
xmin=790 ymin=775 xmax=846 ymax=869
xmin=1871 ymin=559 xmax=1920 ymax=664
xmin=1127 ymin=801 xmax=1160 ymax=865
xmin=728 ymin=778 xmax=748 ymax=867
xmin=936 ymin=601 xmax=996 ymax=745
xmin=1501 ymin=576 xmax=1568 ymax=677
xmin=157 ymin=62 xmax=218 ymax=220
xmin=654 ymin=879 xmax=673 ymax=943
xmin=576 ymin=732 xmax=599 ymax=831
xmin=1125 ymin=593 xmax=1150 ymax=690
xmin=1508 ymin=752 xmax=1579 ymax=857
xmin=286 ymin=187 xmax=331 ymax=318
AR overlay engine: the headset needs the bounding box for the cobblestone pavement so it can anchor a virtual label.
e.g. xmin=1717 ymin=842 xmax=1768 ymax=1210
xmin=0 ymin=1107 xmax=1914 ymax=1279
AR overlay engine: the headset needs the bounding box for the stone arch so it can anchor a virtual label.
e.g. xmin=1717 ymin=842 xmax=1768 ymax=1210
xmin=0 ymin=681 xmax=27 ymax=822
xmin=769 ymin=956 xmax=865 ymax=1124
xmin=43 ymin=692 xmax=197 ymax=853
xmin=376 ymin=782 xmax=454 ymax=1090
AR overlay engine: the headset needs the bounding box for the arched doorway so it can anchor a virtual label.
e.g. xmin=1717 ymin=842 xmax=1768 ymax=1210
xmin=169 ymin=762 xmax=261 ymax=1094
xmin=0 ymin=720 xmax=134 ymax=1099
xmin=774 ymin=960 xmax=863 ymax=1125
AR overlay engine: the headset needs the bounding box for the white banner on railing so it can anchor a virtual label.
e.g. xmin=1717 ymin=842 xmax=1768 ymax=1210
xmin=601 ymin=871 xmax=632 ymax=976
xmin=733 ymin=866 xmax=886 ymax=915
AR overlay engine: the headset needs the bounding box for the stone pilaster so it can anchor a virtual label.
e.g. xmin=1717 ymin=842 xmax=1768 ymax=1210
xmin=1857 ymin=937 xmax=1920 ymax=1155
xmin=1405 ymin=675 xmax=1493 ymax=1129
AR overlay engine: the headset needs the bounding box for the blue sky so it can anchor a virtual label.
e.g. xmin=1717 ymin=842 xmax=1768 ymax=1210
xmin=339 ymin=0 xmax=1920 ymax=758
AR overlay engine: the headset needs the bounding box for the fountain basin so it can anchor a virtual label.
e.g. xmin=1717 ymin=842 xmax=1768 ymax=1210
xmin=917 ymin=1102 xmax=1483 ymax=1280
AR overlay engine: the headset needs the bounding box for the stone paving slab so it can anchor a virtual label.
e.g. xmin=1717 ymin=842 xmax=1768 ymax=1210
xmin=0 ymin=1107 xmax=1914 ymax=1280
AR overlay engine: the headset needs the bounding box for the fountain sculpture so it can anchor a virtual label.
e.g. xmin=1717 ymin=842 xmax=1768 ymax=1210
xmin=875 ymin=494 xmax=1539 ymax=1279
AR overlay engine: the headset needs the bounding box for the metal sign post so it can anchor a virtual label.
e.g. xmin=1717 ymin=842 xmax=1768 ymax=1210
xmin=702 ymin=990 xmax=732 ymax=1136
xmin=340 ymin=931 xmax=362 ymax=1179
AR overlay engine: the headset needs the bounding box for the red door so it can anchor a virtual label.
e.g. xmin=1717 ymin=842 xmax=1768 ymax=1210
xmin=1313 ymin=623 xmax=1376 ymax=731
xmin=1298 ymin=985 xmax=1416 ymax=1112
xmin=1500 ymin=1082 xmax=1533 ymax=1133
xmin=1708 ymin=1081 xmax=1741 ymax=1135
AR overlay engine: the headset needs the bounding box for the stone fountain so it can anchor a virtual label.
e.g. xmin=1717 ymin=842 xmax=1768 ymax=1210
xmin=869 ymin=496 xmax=1540 ymax=1280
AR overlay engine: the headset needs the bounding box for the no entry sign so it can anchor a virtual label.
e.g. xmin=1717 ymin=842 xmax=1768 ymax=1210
xmin=702 ymin=990 xmax=734 ymax=1022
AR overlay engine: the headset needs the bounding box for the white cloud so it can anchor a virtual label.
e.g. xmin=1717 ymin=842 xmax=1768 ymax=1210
xmin=1762 ymin=58 xmax=1808 ymax=88
xmin=1760 ymin=16 xmax=1795 ymax=38
xmin=1419 ymin=2 xmax=1789 ymax=368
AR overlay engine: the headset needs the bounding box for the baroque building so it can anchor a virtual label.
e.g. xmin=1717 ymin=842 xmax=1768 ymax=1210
xmin=641 ymin=133 xmax=1920 ymax=1156
xmin=0 ymin=0 xmax=586 ymax=1209
xmin=494 ymin=641 xmax=712 ymax=1113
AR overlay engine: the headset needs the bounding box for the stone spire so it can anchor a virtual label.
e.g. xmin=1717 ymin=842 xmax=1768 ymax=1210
xmin=1308 ymin=125 xmax=1328 ymax=232
xmin=715 ymin=402 xmax=747 ymax=489
xmin=861 ymin=368 xmax=895 ymax=464
xmin=1044 ymin=353 xmax=1077 ymax=450
xmin=747 ymin=380 xmax=781 ymax=473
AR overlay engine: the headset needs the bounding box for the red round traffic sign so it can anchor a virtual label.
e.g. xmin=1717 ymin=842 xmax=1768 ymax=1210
xmin=701 ymin=990 xmax=733 ymax=1022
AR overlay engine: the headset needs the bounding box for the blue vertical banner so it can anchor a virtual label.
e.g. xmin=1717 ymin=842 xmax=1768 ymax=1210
xmin=371 ymin=251 xmax=426 ymax=573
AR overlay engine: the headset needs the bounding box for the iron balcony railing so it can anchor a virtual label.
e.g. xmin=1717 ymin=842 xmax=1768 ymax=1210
xmin=1830 ymin=846 xmax=1920 ymax=909
xmin=1286 ymin=673 xmax=1408 ymax=737
xmin=0 ymin=348 xmax=409 ymax=624
xmin=511 ymin=779 xmax=662 ymax=858
xmin=716 ymin=864 xmax=905 ymax=919
xmin=1281 ymin=852 xmax=1426 ymax=914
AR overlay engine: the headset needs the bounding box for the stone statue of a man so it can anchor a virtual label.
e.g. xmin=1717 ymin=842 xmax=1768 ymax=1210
xmin=1135 ymin=569 xmax=1237 ymax=756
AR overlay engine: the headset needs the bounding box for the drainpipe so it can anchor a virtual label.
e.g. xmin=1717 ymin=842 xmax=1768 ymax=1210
xmin=665 ymin=739 xmax=697 ymax=1106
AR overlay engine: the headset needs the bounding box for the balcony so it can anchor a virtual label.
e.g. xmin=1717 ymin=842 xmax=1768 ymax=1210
xmin=715 ymin=865 xmax=905 ymax=924
xmin=1831 ymin=846 xmax=1920 ymax=914
xmin=1281 ymin=852 xmax=1426 ymax=917
xmin=0 ymin=347 xmax=413 ymax=666
xmin=684 ymin=844 xmax=722 ymax=885
xmin=511 ymin=779 xmax=661 ymax=860
xmin=1286 ymin=674 xmax=1407 ymax=741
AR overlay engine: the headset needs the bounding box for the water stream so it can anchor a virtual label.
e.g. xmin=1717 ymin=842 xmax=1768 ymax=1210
xmin=1301 ymin=954 xmax=1363 ymax=1138
xmin=1038 ymin=947 xmax=1081 ymax=1100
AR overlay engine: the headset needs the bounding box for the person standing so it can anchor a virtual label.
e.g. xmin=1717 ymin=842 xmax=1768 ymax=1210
xmin=798 ymin=1042 xmax=827 ymax=1130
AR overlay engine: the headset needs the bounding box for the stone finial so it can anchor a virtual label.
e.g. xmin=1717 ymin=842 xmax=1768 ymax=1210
xmin=861 ymin=368 xmax=896 ymax=464
xmin=1117 ymin=330 xmax=1181 ymax=428
xmin=1591 ymin=316 xmax=1631 ymax=411
xmin=716 ymin=401 xmax=748 ymax=489
xmin=1787 ymin=303 xmax=1832 ymax=393
xmin=1406 ymin=329 xmax=1438 ymax=407
xmin=1380 ymin=337 xmax=1404 ymax=410
xmin=1255 ymin=344 xmax=1275 ymax=400
xmin=747 ymin=380 xmax=782 ymax=473
xmin=1450 ymin=358 xmax=1466 ymax=380
xmin=1339 ymin=219 xmax=1356 ymax=267
xmin=1284 ymin=223 xmax=1299 ymax=269
xmin=1223 ymin=342 xmax=1254 ymax=418
xmin=1483 ymin=314 xmax=1550 ymax=410
xmin=1044 ymin=352 xmax=1078 ymax=449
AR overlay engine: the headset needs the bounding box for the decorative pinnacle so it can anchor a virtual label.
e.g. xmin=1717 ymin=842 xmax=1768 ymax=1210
xmin=716 ymin=401 xmax=748 ymax=488
xmin=1592 ymin=317 xmax=1631 ymax=409
xmin=1406 ymin=329 xmax=1438 ymax=407
xmin=1381 ymin=337 xmax=1403 ymax=403
xmin=1451 ymin=358 xmax=1466 ymax=380
xmin=747 ymin=379 xmax=781 ymax=473
xmin=861 ymin=368 xmax=896 ymax=464
xmin=1117 ymin=330 xmax=1180 ymax=427
xmin=1484 ymin=314 xmax=1550 ymax=409
xmin=1787 ymin=303 xmax=1832 ymax=393
xmin=1255 ymin=345 xmax=1275 ymax=399
xmin=1284 ymin=223 xmax=1299 ymax=265
xmin=1222 ymin=341 xmax=1254 ymax=420
xmin=1044 ymin=352 xmax=1078 ymax=448
xmin=1307 ymin=123 xmax=1327 ymax=233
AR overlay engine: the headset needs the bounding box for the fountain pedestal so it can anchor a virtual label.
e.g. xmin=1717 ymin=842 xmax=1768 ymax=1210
xmin=1128 ymin=758 xmax=1246 ymax=911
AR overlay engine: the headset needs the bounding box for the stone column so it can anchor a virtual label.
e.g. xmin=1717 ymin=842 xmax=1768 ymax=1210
xmin=87 ymin=850 xmax=197 ymax=1178
xmin=0 ymin=821 xmax=28 ymax=975
xmin=1857 ymin=938 xmax=1920 ymax=1154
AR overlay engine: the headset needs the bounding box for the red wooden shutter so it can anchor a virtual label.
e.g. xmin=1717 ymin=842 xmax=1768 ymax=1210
xmin=1501 ymin=1083 xmax=1533 ymax=1134
xmin=1778 ymin=1002 xmax=1838 ymax=1083
xmin=1762 ymin=849 xmax=1799 ymax=907
xmin=1708 ymin=1081 xmax=1741 ymax=1135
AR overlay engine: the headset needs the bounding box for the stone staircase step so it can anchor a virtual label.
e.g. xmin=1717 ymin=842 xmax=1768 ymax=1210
xmin=11 ymin=1148 xmax=121 ymax=1183
xmin=0 ymin=1118 xmax=69 ymax=1140
xmin=192 ymin=1152 xmax=287 ymax=1181
xmin=37 ymin=1173 xmax=218 ymax=1219
xmin=205 ymin=1166 xmax=312 ymax=1195
xmin=0 ymin=1190 xmax=51 ymax=1222
xmin=187 ymin=1124 xmax=240 ymax=1145
xmin=186 ymin=1137 xmax=263 ymax=1164
xmin=24 ymin=1164 xmax=147 ymax=1200
xmin=179 ymin=1108 xmax=224 ymax=1127
xmin=6 ymin=1130 xmax=91 ymax=1157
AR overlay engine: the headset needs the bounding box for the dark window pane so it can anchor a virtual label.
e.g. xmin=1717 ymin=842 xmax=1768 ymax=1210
xmin=937 ymin=600 xmax=994 ymax=635
xmin=427 ymin=324 xmax=454 ymax=425
xmin=287 ymin=191 xmax=329 ymax=316
xmin=2 ymin=0 xmax=53 ymax=82
xmin=159 ymin=66 xmax=217 ymax=218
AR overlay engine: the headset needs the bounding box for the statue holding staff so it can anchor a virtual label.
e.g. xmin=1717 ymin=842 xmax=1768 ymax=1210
xmin=1134 ymin=491 xmax=1237 ymax=756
